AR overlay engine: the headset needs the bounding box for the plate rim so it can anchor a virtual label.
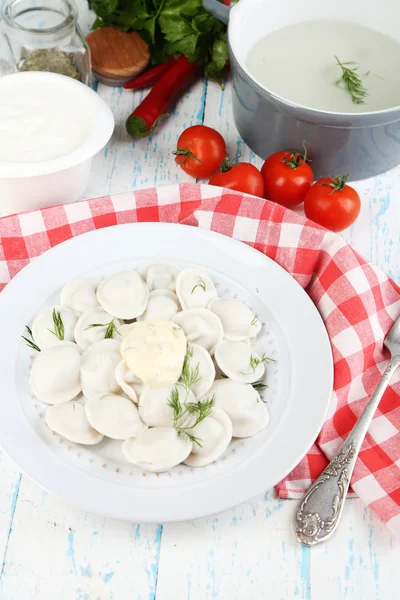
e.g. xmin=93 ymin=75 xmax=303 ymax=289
xmin=0 ymin=221 xmax=333 ymax=522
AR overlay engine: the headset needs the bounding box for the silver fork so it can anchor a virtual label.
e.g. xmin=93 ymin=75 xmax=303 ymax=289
xmin=295 ymin=315 xmax=400 ymax=545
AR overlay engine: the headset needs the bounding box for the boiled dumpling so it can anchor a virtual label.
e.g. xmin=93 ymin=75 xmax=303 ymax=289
xmin=173 ymin=309 xmax=223 ymax=354
xmin=31 ymin=306 xmax=78 ymax=350
xmin=30 ymin=342 xmax=81 ymax=404
xmin=183 ymin=344 xmax=215 ymax=397
xmin=139 ymin=384 xmax=196 ymax=427
xmin=176 ymin=268 xmax=217 ymax=310
xmin=60 ymin=278 xmax=99 ymax=314
xmin=209 ymin=298 xmax=262 ymax=340
xmin=137 ymin=293 xmax=179 ymax=322
xmin=122 ymin=427 xmax=192 ymax=472
xmin=115 ymin=360 xmax=141 ymax=403
xmin=46 ymin=401 xmax=103 ymax=445
xmin=28 ymin=261 xmax=272 ymax=465
xmin=208 ymin=379 xmax=269 ymax=437
xmin=138 ymin=262 xmax=179 ymax=291
xmin=96 ymin=271 xmax=149 ymax=319
xmin=214 ymin=340 xmax=266 ymax=384
xmin=80 ymin=339 xmax=121 ymax=397
xmin=184 ymin=408 xmax=232 ymax=467
xmin=131 ymin=383 xmax=144 ymax=400
xmin=150 ymin=288 xmax=179 ymax=302
xmin=85 ymin=393 xmax=147 ymax=440
xmin=74 ymin=308 xmax=121 ymax=350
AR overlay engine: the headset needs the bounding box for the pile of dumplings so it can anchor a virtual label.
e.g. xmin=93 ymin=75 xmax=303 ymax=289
xmin=26 ymin=262 xmax=271 ymax=473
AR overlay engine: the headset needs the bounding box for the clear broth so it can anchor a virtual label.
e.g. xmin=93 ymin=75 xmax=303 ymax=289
xmin=246 ymin=20 xmax=400 ymax=113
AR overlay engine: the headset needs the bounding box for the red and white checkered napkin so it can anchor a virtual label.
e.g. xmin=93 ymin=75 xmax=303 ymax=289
xmin=1 ymin=183 xmax=400 ymax=534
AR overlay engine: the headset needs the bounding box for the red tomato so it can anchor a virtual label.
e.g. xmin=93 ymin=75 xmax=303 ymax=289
xmin=261 ymin=150 xmax=314 ymax=207
xmin=174 ymin=125 xmax=227 ymax=179
xmin=209 ymin=160 xmax=265 ymax=197
xmin=304 ymin=175 xmax=361 ymax=232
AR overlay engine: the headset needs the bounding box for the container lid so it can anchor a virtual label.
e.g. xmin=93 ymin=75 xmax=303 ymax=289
xmin=87 ymin=27 xmax=149 ymax=80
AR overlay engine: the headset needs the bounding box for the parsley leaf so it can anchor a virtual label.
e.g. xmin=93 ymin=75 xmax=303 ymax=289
xmin=211 ymin=35 xmax=228 ymax=70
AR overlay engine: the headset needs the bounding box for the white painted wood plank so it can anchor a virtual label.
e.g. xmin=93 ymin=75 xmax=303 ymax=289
xmin=344 ymin=170 xmax=400 ymax=284
xmin=311 ymin=499 xmax=400 ymax=600
xmin=76 ymin=0 xmax=94 ymax=34
xmin=0 ymin=454 xmax=21 ymax=575
xmin=86 ymin=77 xmax=208 ymax=199
xmin=157 ymin=494 xmax=308 ymax=600
xmin=202 ymin=80 xmax=263 ymax=169
xmin=0 ymin=477 xmax=162 ymax=600
xmin=0 ymin=0 xmax=398 ymax=594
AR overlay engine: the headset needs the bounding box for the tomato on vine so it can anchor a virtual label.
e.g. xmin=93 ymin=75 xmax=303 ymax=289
xmin=304 ymin=174 xmax=361 ymax=232
xmin=209 ymin=158 xmax=264 ymax=197
xmin=174 ymin=125 xmax=227 ymax=179
xmin=261 ymin=146 xmax=314 ymax=207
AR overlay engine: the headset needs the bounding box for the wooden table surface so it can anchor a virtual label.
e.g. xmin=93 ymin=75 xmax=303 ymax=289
xmin=0 ymin=3 xmax=399 ymax=598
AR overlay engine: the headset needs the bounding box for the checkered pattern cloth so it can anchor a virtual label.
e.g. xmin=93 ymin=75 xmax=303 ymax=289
xmin=1 ymin=183 xmax=399 ymax=536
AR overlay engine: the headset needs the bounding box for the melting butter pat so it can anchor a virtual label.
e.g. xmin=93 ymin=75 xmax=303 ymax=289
xmin=120 ymin=319 xmax=186 ymax=388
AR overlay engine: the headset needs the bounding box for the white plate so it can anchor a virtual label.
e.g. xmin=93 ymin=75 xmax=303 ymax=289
xmin=0 ymin=223 xmax=333 ymax=522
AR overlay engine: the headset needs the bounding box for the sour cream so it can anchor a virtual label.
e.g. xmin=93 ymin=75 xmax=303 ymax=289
xmin=0 ymin=74 xmax=93 ymax=163
xmin=120 ymin=320 xmax=186 ymax=388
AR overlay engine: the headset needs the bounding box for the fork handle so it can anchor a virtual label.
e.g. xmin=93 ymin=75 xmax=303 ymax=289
xmin=295 ymin=356 xmax=400 ymax=546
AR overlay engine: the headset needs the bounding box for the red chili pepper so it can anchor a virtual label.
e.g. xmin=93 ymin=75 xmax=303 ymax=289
xmin=123 ymin=56 xmax=177 ymax=90
xmin=126 ymin=55 xmax=202 ymax=139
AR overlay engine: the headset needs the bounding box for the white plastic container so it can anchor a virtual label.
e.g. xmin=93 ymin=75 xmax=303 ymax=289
xmin=0 ymin=71 xmax=114 ymax=216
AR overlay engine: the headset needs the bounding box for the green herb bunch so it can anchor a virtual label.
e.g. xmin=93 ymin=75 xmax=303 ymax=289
xmin=89 ymin=0 xmax=229 ymax=83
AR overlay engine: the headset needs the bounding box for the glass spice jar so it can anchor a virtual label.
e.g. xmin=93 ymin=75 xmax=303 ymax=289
xmin=0 ymin=0 xmax=91 ymax=85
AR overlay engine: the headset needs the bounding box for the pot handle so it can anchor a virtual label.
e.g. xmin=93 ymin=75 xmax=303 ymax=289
xmin=202 ymin=0 xmax=231 ymax=24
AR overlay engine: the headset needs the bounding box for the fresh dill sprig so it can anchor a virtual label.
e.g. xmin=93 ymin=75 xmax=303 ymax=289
xmin=252 ymin=381 xmax=267 ymax=392
xmin=251 ymin=314 xmax=258 ymax=326
xmin=252 ymin=380 xmax=268 ymax=403
xmin=249 ymin=352 xmax=274 ymax=372
xmin=167 ymin=387 xmax=184 ymax=428
xmin=179 ymin=431 xmax=202 ymax=445
xmin=239 ymin=352 xmax=275 ymax=375
xmin=179 ymin=346 xmax=201 ymax=390
xmin=48 ymin=309 xmax=64 ymax=340
xmin=191 ymin=277 xmax=207 ymax=294
xmin=177 ymin=396 xmax=216 ymax=447
xmin=21 ymin=325 xmax=40 ymax=352
xmin=84 ymin=319 xmax=120 ymax=339
xmin=186 ymin=396 xmax=215 ymax=420
xmin=168 ymin=387 xmax=215 ymax=447
xmin=105 ymin=320 xmax=119 ymax=339
xmin=335 ymin=56 xmax=368 ymax=105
